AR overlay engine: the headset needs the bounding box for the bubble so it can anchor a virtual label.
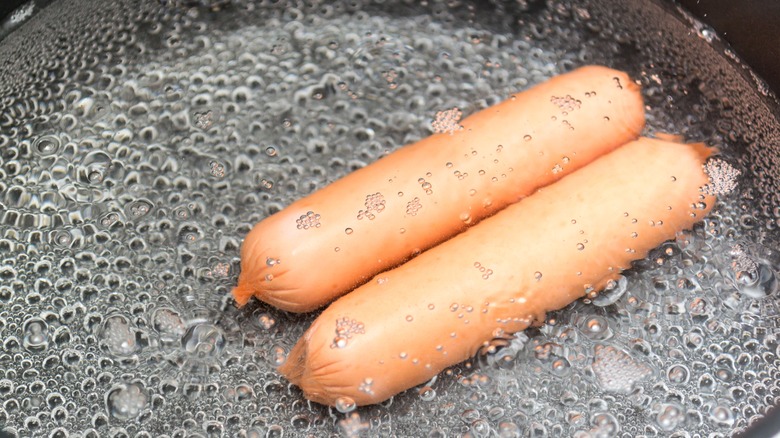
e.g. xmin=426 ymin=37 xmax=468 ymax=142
xmin=151 ymin=308 xmax=185 ymax=340
xmin=335 ymin=396 xmax=356 ymax=413
xmin=256 ymin=313 xmax=276 ymax=330
xmin=587 ymin=412 xmax=620 ymax=436
xmin=736 ymin=260 xmax=778 ymax=299
xmin=181 ymin=323 xmax=226 ymax=359
xmin=259 ymin=178 xmax=274 ymax=190
xmin=88 ymin=170 xmax=104 ymax=183
xmin=177 ymin=224 xmax=203 ymax=244
xmin=358 ymin=378 xmax=374 ymax=395
xmin=666 ymin=364 xmax=690 ymax=384
xmin=32 ymin=135 xmax=61 ymax=156
xmin=291 ymin=414 xmax=311 ymax=431
xmin=98 ymin=315 xmax=138 ymax=357
xmin=469 ymin=419 xmax=492 ymax=437
xmin=709 ymin=404 xmax=735 ymax=427
xmin=105 ymin=383 xmax=148 ymax=421
xmin=209 ymin=160 xmax=226 ymax=178
xmin=591 ymin=276 xmax=628 ymax=307
xmin=498 ymin=421 xmax=522 ymax=437
xmin=99 ymin=212 xmax=121 ymax=228
xmin=655 ymin=403 xmax=684 ymax=431
xmin=271 ymin=345 xmax=287 ymax=367
xmin=51 ymin=230 xmax=73 ymax=247
xmin=211 ymin=262 xmax=230 ymax=277
xmin=418 ymin=386 xmax=436 ymax=401
xmin=418 ymin=178 xmax=433 ymax=195
xmin=551 ymin=358 xmax=571 ymax=375
xmin=126 ymin=199 xmax=153 ymax=219
xmin=193 ymin=110 xmax=216 ymax=130
xmin=580 ymin=316 xmax=612 ymax=340
xmin=22 ymin=318 xmax=48 ymax=352
xmin=328 ymin=335 xmax=346 ymax=350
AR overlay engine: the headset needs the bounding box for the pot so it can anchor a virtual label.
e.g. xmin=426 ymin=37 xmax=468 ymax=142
xmin=0 ymin=1 xmax=778 ymax=437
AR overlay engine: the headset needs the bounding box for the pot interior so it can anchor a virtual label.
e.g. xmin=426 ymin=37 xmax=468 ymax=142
xmin=0 ymin=0 xmax=778 ymax=436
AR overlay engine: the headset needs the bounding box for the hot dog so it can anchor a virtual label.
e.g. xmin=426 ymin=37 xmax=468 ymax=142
xmin=233 ymin=66 xmax=645 ymax=312
xmin=278 ymin=137 xmax=716 ymax=406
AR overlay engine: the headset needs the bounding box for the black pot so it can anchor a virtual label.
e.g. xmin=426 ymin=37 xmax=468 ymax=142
xmin=676 ymin=0 xmax=780 ymax=97
xmin=2 ymin=1 xmax=780 ymax=94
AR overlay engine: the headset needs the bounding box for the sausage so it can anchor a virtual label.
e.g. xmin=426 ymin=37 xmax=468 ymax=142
xmin=233 ymin=65 xmax=645 ymax=312
xmin=277 ymin=137 xmax=716 ymax=406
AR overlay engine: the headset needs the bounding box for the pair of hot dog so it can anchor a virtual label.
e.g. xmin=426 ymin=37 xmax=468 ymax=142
xmin=233 ymin=66 xmax=716 ymax=406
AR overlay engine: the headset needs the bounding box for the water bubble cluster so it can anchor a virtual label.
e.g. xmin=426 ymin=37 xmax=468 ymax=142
xmin=105 ymin=383 xmax=149 ymax=421
xmin=295 ymin=210 xmax=322 ymax=230
xmin=357 ymin=192 xmax=386 ymax=220
xmin=591 ymin=344 xmax=653 ymax=393
xmin=474 ymin=261 xmax=494 ymax=280
xmin=550 ymin=94 xmax=582 ymax=114
xmin=431 ymin=107 xmax=463 ymax=134
xmin=0 ymin=0 xmax=778 ymax=436
xmin=181 ymin=323 xmax=226 ymax=359
xmin=406 ymin=196 xmax=423 ymax=216
xmin=332 ymin=317 xmax=365 ymax=349
xmin=99 ymin=314 xmax=139 ymax=357
xmin=731 ymin=243 xmax=759 ymax=280
xmin=702 ymin=157 xmax=741 ymax=196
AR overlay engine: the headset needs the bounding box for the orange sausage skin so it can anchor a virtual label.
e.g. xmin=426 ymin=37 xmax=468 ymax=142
xmin=278 ymin=137 xmax=716 ymax=406
xmin=234 ymin=66 xmax=645 ymax=312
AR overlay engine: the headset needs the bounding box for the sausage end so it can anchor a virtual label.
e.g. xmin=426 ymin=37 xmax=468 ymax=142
xmin=278 ymin=336 xmax=338 ymax=406
xmin=278 ymin=339 xmax=306 ymax=384
xmin=232 ymin=281 xmax=255 ymax=307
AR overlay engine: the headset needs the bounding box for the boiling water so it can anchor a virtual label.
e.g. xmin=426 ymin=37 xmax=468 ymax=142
xmin=0 ymin=0 xmax=779 ymax=436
